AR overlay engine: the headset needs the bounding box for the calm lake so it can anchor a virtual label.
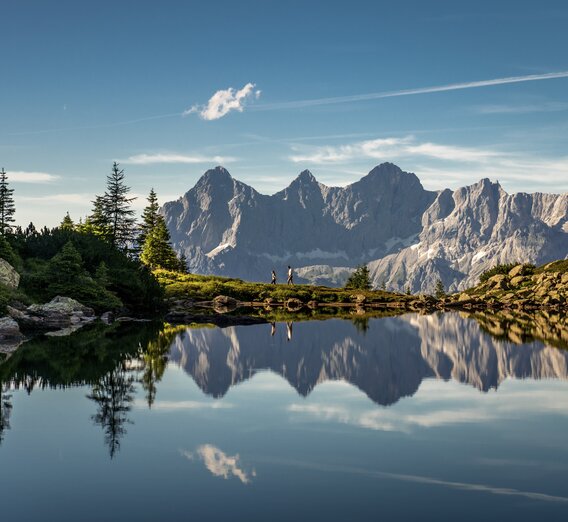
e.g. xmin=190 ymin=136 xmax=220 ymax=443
xmin=1 ymin=312 xmax=568 ymax=521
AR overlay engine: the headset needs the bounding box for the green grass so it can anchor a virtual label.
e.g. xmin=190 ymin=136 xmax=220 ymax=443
xmin=534 ymin=259 xmax=568 ymax=274
xmin=154 ymin=269 xmax=408 ymax=304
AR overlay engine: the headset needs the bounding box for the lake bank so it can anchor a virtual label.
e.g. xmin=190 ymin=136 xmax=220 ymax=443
xmin=159 ymin=260 xmax=568 ymax=325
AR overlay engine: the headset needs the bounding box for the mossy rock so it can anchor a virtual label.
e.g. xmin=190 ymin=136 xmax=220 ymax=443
xmin=213 ymin=295 xmax=238 ymax=307
xmin=0 ymin=258 xmax=20 ymax=290
xmin=509 ymin=275 xmax=527 ymax=287
xmin=285 ymin=298 xmax=304 ymax=311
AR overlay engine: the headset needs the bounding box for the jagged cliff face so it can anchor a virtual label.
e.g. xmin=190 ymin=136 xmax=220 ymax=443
xmin=368 ymin=178 xmax=568 ymax=291
xmin=166 ymin=314 xmax=568 ymax=406
xmin=162 ymin=163 xmax=568 ymax=292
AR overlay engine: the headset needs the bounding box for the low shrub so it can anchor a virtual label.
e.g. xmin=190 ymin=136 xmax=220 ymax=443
xmin=479 ymin=263 xmax=518 ymax=283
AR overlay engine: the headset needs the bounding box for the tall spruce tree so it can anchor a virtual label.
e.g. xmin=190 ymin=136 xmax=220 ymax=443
xmin=103 ymin=162 xmax=136 ymax=250
xmin=0 ymin=168 xmax=16 ymax=235
xmin=140 ymin=215 xmax=179 ymax=270
xmin=138 ymin=188 xmax=159 ymax=250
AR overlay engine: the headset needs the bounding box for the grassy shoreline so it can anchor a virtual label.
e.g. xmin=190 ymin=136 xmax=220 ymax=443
xmin=155 ymin=269 xmax=412 ymax=305
xmin=155 ymin=260 xmax=568 ymax=322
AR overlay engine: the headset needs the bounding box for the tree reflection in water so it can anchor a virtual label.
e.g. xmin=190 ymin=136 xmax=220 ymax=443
xmin=86 ymin=323 xmax=188 ymax=458
xmin=87 ymin=363 xmax=136 ymax=459
xmin=1 ymin=311 xmax=567 ymax=456
xmin=0 ymin=383 xmax=12 ymax=445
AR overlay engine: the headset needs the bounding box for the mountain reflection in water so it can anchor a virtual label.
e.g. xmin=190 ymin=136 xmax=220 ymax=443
xmin=168 ymin=312 xmax=568 ymax=406
xmin=0 ymin=311 xmax=567 ymax=457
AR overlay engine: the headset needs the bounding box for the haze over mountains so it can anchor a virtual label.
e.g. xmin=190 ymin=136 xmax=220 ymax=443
xmin=162 ymin=163 xmax=568 ymax=292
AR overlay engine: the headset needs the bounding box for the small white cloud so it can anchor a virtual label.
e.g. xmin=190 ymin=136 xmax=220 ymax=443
xmin=182 ymin=444 xmax=255 ymax=484
xmin=4 ymin=171 xmax=59 ymax=183
xmin=185 ymin=83 xmax=261 ymax=121
xmin=121 ymin=153 xmax=236 ymax=165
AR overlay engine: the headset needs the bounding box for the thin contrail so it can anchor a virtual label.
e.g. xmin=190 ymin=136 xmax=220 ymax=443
xmin=5 ymin=71 xmax=568 ymax=136
xmin=252 ymin=70 xmax=568 ymax=111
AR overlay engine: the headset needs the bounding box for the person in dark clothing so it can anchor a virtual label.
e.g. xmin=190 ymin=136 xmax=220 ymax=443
xmin=271 ymin=270 xmax=277 ymax=284
xmin=287 ymin=266 xmax=294 ymax=285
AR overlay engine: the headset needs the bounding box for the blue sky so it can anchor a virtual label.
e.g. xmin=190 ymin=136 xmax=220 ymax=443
xmin=2 ymin=0 xmax=568 ymax=226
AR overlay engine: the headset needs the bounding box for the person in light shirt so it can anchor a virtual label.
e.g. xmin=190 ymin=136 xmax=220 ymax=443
xmin=287 ymin=266 xmax=294 ymax=285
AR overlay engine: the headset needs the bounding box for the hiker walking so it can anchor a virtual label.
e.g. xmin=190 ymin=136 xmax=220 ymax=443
xmin=271 ymin=270 xmax=277 ymax=284
xmin=287 ymin=265 xmax=294 ymax=285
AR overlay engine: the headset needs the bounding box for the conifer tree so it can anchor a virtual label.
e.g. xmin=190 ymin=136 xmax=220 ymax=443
xmin=0 ymin=168 xmax=15 ymax=235
xmin=138 ymin=188 xmax=159 ymax=250
xmin=98 ymin=162 xmax=136 ymax=250
xmin=178 ymin=252 xmax=188 ymax=273
xmin=434 ymin=278 xmax=446 ymax=299
xmin=345 ymin=265 xmax=372 ymax=290
xmin=60 ymin=212 xmax=75 ymax=231
xmin=49 ymin=241 xmax=85 ymax=283
xmin=24 ymin=222 xmax=37 ymax=237
xmin=140 ymin=216 xmax=179 ymax=270
xmin=95 ymin=261 xmax=110 ymax=288
xmin=87 ymin=195 xmax=112 ymax=239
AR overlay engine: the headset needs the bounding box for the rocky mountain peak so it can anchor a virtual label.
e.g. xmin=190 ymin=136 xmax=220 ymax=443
xmin=357 ymin=162 xmax=423 ymax=192
xmin=198 ymin=166 xmax=233 ymax=186
xmin=365 ymin=162 xmax=403 ymax=178
xmin=296 ymin=169 xmax=317 ymax=183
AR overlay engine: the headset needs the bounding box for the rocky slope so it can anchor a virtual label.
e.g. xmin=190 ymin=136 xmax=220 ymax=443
xmin=447 ymin=260 xmax=568 ymax=310
xmin=162 ymin=163 xmax=568 ymax=293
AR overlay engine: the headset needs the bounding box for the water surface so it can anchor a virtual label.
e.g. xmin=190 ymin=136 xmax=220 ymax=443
xmin=1 ymin=313 xmax=567 ymax=521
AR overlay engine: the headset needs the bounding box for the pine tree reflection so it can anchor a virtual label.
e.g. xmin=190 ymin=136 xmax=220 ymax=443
xmin=87 ymin=362 xmax=135 ymax=459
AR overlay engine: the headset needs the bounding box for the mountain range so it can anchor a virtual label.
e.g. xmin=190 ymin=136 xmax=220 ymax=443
xmin=162 ymin=163 xmax=568 ymax=292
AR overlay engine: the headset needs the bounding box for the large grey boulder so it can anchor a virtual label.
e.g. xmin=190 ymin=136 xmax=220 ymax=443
xmin=0 ymin=316 xmax=25 ymax=356
xmin=0 ymin=317 xmax=23 ymax=339
xmin=28 ymin=296 xmax=95 ymax=317
xmin=12 ymin=296 xmax=95 ymax=331
xmin=0 ymin=258 xmax=20 ymax=289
